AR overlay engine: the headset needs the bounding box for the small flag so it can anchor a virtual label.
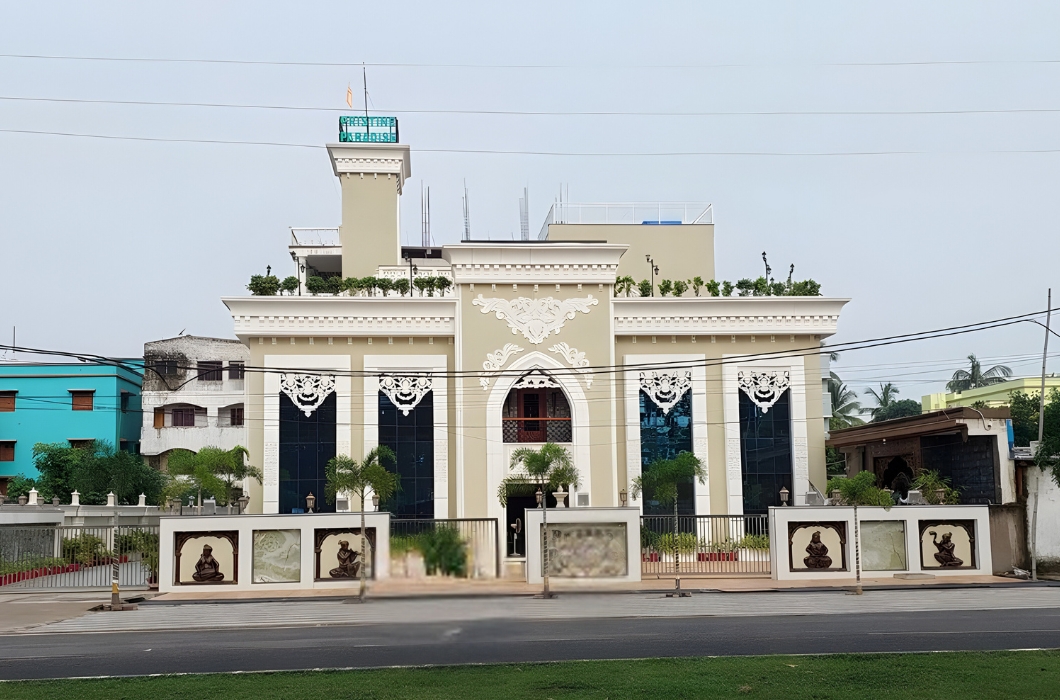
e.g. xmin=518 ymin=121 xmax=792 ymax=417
xmin=346 ymin=84 xmax=353 ymax=108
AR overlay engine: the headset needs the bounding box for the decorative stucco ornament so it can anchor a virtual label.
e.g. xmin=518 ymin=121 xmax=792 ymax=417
xmin=548 ymin=342 xmax=593 ymax=388
xmin=512 ymin=369 xmax=561 ymax=390
xmin=471 ymin=295 xmax=598 ymax=344
xmin=280 ymin=373 xmax=336 ymax=417
xmin=379 ymin=374 xmax=433 ymax=416
xmin=639 ymin=370 xmax=692 ymax=415
xmin=737 ymin=370 xmax=791 ymax=413
xmin=479 ymin=343 xmax=524 ymax=389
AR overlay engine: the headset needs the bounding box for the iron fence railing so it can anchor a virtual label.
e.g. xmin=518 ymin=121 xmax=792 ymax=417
xmin=640 ymin=515 xmax=771 ymax=576
xmin=390 ymin=518 xmax=500 ymax=579
xmin=0 ymin=525 xmax=160 ymax=590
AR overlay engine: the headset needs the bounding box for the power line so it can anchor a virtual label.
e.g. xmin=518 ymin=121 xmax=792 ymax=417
xmin=6 ymin=128 xmax=1060 ymax=156
xmin=6 ymin=95 xmax=1060 ymax=118
xmin=3 ymin=53 xmax=1060 ymax=69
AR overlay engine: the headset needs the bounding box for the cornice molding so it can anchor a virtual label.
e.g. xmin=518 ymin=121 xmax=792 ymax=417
xmin=223 ymin=297 xmax=456 ymax=338
xmin=613 ymin=297 xmax=848 ymax=337
xmin=444 ymin=243 xmax=627 ymax=284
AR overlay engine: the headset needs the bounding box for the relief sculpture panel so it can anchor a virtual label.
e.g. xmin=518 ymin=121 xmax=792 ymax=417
xmin=544 ymin=523 xmax=628 ymax=578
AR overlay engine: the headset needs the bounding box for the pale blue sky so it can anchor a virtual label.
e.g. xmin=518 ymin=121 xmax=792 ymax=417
xmin=1 ymin=1 xmax=1058 ymax=398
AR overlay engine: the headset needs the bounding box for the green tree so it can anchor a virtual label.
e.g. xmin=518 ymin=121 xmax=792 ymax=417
xmin=325 ymin=447 xmax=398 ymax=603
xmin=658 ymin=279 xmax=674 ymax=297
xmin=826 ymin=470 xmax=892 ymax=506
xmin=705 ymin=279 xmax=721 ymax=297
xmin=691 ymin=276 xmax=705 ymax=297
xmin=280 ymin=276 xmax=299 ymax=295
xmin=946 ymin=354 xmax=1013 ymax=393
xmin=721 ymin=281 xmax=735 ymax=297
xmin=247 ymin=274 xmax=280 ymax=296
xmin=391 ymin=278 xmax=411 ymax=297
xmin=4 ymin=474 xmax=37 ymax=500
xmin=413 ymin=276 xmax=435 ymax=297
xmin=871 ymin=399 xmax=922 ymax=422
xmin=305 ymin=276 xmax=327 ymax=295
xmin=498 ymin=443 xmax=579 ymax=598
xmin=376 ymin=277 xmax=394 ymax=297
xmin=826 ymin=447 xmax=846 ymax=476
xmin=629 ymin=451 xmax=705 ymax=575
xmin=864 ymin=383 xmax=901 ymax=420
xmin=672 ymin=280 xmax=689 ymax=297
xmin=615 ymin=275 xmax=636 ymax=297
xmin=828 ymin=373 xmax=864 ymax=430
xmin=433 ymin=276 xmax=453 ymax=296
xmin=31 ymin=442 xmax=164 ymax=505
xmin=1010 ymin=390 xmax=1041 ymax=447
xmin=637 ymin=279 xmax=653 ymax=297
xmin=166 ymin=446 xmax=261 ymax=507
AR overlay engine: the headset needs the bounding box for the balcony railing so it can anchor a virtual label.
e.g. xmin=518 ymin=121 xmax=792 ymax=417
xmin=538 ymin=202 xmax=712 ymax=239
xmin=290 ymin=228 xmax=340 ymax=247
xmin=502 ymin=417 xmax=572 ymax=443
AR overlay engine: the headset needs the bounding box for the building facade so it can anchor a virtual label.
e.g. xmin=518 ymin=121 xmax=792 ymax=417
xmin=223 ymin=135 xmax=848 ymax=557
xmin=923 ymin=377 xmax=1060 ymax=412
xmin=0 ymin=362 xmax=143 ymax=490
xmin=140 ymin=336 xmax=249 ymax=471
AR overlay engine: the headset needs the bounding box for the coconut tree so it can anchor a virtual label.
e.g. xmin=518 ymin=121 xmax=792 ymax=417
xmin=946 ymin=354 xmax=1013 ymax=393
xmin=166 ymin=445 xmax=262 ymax=507
xmin=864 ymin=382 xmax=900 ymax=420
xmin=498 ymin=443 xmax=579 ymax=599
xmin=324 ymin=447 xmax=398 ymax=603
xmin=630 ymin=451 xmax=705 ymax=576
xmin=828 ymin=374 xmax=864 ymax=429
xmin=615 ymin=275 xmax=636 ymax=297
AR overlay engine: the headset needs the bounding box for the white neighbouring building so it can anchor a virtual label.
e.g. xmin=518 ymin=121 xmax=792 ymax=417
xmin=221 ymin=123 xmax=848 ymax=566
xmin=140 ymin=336 xmax=249 ymax=471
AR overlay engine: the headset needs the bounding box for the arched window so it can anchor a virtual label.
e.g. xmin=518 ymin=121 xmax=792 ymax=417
xmin=502 ymin=373 xmax=572 ymax=443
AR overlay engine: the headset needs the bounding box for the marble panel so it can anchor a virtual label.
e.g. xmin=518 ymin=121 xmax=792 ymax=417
xmin=861 ymin=520 xmax=907 ymax=571
xmin=252 ymin=529 xmax=301 ymax=583
xmin=544 ymin=523 xmax=628 ymax=578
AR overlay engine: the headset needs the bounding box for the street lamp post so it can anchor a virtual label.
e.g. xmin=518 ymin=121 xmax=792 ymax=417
xmin=645 ymin=255 xmax=659 ymax=296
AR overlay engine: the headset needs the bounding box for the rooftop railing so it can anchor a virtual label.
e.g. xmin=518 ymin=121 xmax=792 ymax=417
xmin=290 ymin=228 xmax=340 ymax=247
xmin=538 ymin=202 xmax=712 ymax=239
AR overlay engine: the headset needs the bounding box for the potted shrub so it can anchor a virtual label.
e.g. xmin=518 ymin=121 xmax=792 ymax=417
xmin=701 ymin=538 xmax=738 ymax=561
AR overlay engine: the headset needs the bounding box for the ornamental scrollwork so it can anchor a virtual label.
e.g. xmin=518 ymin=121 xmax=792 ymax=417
xmin=737 ymin=370 xmax=791 ymax=413
xmin=280 ymin=373 xmax=336 ymax=417
xmin=511 ymin=369 xmax=561 ymax=390
xmin=379 ymin=374 xmax=433 ymax=416
xmin=479 ymin=343 xmax=524 ymax=389
xmin=639 ymin=370 xmax=692 ymax=415
xmin=471 ymin=295 xmax=598 ymax=345
xmin=548 ymin=342 xmax=593 ymax=388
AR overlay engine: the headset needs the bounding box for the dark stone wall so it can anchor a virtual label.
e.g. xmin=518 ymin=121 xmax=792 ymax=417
xmin=920 ymin=434 xmax=1001 ymax=504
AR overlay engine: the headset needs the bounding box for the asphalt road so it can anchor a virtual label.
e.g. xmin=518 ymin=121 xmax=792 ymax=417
xmin=1 ymin=607 xmax=1059 ymax=680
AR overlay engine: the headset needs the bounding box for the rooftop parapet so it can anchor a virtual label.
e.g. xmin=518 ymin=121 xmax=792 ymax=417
xmin=539 ymin=202 xmax=712 ymax=239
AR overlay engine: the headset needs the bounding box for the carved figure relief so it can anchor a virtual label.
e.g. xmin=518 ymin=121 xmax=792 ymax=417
xmin=929 ymin=531 xmax=963 ymax=567
xmin=639 ymin=370 xmax=692 ymax=414
xmin=280 ymin=373 xmax=337 ymax=417
xmin=480 ymin=343 xmax=524 ymax=389
xmin=918 ymin=520 xmax=975 ymax=570
xmin=472 ymin=295 xmax=598 ymax=344
xmin=328 ymin=540 xmax=361 ymax=578
xmin=548 ymin=342 xmax=593 ymax=388
xmin=379 ymin=374 xmax=432 ymax=415
xmin=192 ymin=544 xmax=225 ymax=582
xmin=737 ymin=370 xmax=791 ymax=413
xmin=803 ymin=531 xmax=832 ymax=569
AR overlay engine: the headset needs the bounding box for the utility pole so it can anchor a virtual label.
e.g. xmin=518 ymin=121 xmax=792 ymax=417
xmin=1031 ymin=288 xmax=1051 ymax=582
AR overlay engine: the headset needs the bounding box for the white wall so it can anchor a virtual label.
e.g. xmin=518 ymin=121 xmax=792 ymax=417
xmin=525 ymin=506 xmax=642 ymax=585
xmin=1027 ymin=468 xmax=1060 ymax=567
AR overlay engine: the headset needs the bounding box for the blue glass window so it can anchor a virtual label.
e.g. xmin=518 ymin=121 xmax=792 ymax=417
xmin=279 ymin=392 xmax=336 ymax=514
xmin=739 ymin=390 xmax=793 ymax=514
xmin=379 ymin=392 xmax=434 ymax=519
xmin=639 ymin=391 xmax=695 ymax=515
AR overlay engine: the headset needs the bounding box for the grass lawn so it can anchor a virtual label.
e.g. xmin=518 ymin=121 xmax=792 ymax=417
xmin=3 ymin=650 xmax=1059 ymax=699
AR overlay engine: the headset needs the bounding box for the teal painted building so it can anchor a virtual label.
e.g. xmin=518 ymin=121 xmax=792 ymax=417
xmin=0 ymin=362 xmax=143 ymax=489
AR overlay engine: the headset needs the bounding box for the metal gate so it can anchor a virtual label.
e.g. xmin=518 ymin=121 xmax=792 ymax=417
xmin=0 ymin=525 xmax=159 ymax=591
xmin=640 ymin=515 xmax=771 ymax=576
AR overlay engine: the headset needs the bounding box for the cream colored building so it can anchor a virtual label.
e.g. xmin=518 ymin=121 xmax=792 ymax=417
xmin=223 ymin=136 xmax=848 ymax=559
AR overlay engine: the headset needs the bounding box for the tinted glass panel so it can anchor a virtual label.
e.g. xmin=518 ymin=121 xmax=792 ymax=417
xmin=739 ymin=390 xmax=793 ymax=514
xmin=379 ymin=392 xmax=434 ymax=519
xmin=639 ymin=390 xmax=695 ymax=515
xmin=279 ymin=392 xmax=336 ymax=514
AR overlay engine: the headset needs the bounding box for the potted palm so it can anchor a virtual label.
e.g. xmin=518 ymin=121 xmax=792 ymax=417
xmin=324 ymin=447 xmax=398 ymax=603
xmin=498 ymin=442 xmax=579 ymax=599
xmin=630 ymin=452 xmax=705 ymax=575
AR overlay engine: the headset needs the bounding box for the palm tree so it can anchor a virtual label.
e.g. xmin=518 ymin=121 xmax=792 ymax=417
xmin=615 ymin=275 xmax=636 ymax=297
xmin=324 ymin=447 xmax=398 ymax=603
xmin=166 ymin=445 xmax=262 ymax=508
xmin=630 ymin=452 xmax=705 ymax=576
xmin=828 ymin=373 xmax=864 ymax=429
xmin=498 ymin=443 xmax=579 ymax=599
xmin=946 ymin=354 xmax=1013 ymax=393
xmin=864 ymin=382 xmax=900 ymax=421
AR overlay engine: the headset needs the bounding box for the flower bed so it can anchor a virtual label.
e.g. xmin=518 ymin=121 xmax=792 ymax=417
xmin=0 ymin=563 xmax=81 ymax=586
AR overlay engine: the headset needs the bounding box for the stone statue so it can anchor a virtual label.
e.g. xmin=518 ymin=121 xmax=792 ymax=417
xmin=929 ymin=531 xmax=964 ymax=567
xmin=191 ymin=544 xmax=225 ymax=582
xmin=329 ymin=540 xmax=360 ymax=578
xmin=803 ymin=531 xmax=833 ymax=569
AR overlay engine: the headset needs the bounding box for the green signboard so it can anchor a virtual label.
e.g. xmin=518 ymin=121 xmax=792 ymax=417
xmin=339 ymin=115 xmax=399 ymax=143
